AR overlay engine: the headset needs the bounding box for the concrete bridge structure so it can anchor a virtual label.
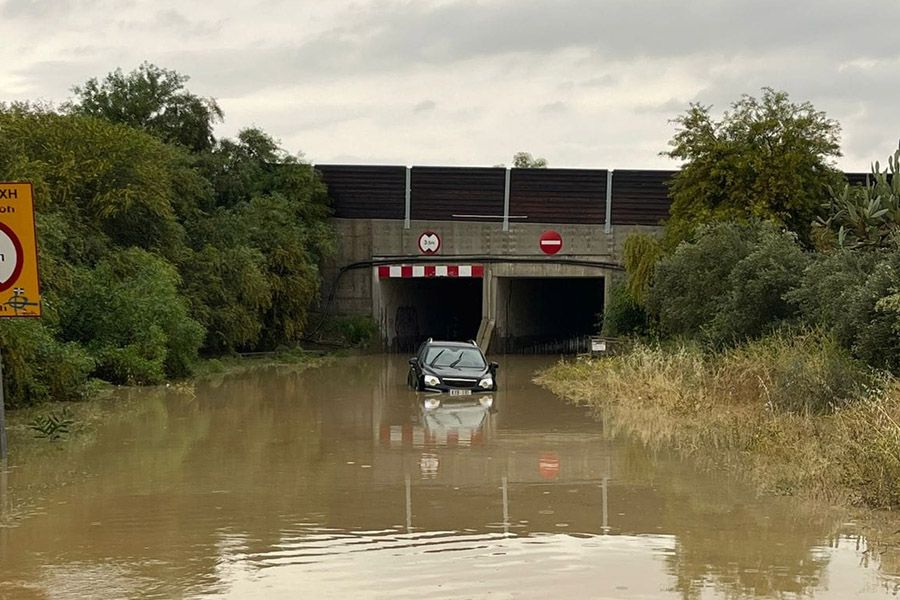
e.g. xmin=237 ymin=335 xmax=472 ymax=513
xmin=317 ymin=165 xmax=674 ymax=352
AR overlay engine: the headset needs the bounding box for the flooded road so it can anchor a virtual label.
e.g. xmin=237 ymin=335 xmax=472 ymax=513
xmin=1 ymin=355 xmax=898 ymax=599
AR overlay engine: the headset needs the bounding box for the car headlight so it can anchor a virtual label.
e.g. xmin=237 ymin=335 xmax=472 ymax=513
xmin=478 ymin=376 xmax=493 ymax=389
xmin=424 ymin=375 xmax=441 ymax=387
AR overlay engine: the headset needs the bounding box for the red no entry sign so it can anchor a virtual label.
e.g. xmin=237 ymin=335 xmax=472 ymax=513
xmin=539 ymin=452 xmax=560 ymax=480
xmin=539 ymin=230 xmax=563 ymax=255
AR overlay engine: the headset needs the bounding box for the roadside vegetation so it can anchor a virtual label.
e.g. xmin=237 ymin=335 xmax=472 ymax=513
xmin=0 ymin=63 xmax=338 ymax=408
xmin=541 ymin=88 xmax=900 ymax=510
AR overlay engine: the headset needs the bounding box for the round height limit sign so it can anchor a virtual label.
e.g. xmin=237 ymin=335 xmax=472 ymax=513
xmin=0 ymin=183 xmax=41 ymax=317
xmin=418 ymin=230 xmax=441 ymax=254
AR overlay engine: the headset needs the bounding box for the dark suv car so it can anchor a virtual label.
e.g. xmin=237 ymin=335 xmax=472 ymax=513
xmin=407 ymin=339 xmax=498 ymax=395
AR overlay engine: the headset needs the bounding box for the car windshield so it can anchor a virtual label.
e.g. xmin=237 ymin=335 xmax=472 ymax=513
xmin=425 ymin=346 xmax=486 ymax=369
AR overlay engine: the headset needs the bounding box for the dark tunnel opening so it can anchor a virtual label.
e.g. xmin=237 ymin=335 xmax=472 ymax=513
xmin=382 ymin=278 xmax=483 ymax=352
xmin=495 ymin=277 xmax=604 ymax=354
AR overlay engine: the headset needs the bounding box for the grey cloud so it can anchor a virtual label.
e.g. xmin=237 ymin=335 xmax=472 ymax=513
xmin=579 ymin=75 xmax=617 ymax=87
xmin=152 ymin=0 xmax=900 ymax=96
xmin=539 ymin=101 xmax=567 ymax=114
xmin=1 ymin=0 xmax=66 ymax=18
xmin=306 ymin=0 xmax=900 ymax=70
xmin=633 ymin=98 xmax=689 ymax=115
xmin=1 ymin=0 xmax=108 ymax=19
xmin=121 ymin=9 xmax=222 ymax=36
xmin=413 ymin=99 xmax=436 ymax=113
xmin=668 ymin=55 xmax=900 ymax=169
xmin=12 ymin=58 xmax=116 ymax=99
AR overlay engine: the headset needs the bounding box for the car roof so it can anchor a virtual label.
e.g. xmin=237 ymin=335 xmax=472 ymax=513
xmin=423 ymin=340 xmax=478 ymax=348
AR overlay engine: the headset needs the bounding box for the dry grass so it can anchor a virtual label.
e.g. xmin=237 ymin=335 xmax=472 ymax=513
xmin=536 ymin=330 xmax=900 ymax=510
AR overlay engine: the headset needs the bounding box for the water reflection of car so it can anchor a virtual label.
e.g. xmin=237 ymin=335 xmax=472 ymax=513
xmin=407 ymin=339 xmax=498 ymax=395
xmin=421 ymin=401 xmax=492 ymax=449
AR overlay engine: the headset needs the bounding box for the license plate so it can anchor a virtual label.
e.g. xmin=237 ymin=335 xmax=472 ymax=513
xmin=449 ymin=389 xmax=472 ymax=396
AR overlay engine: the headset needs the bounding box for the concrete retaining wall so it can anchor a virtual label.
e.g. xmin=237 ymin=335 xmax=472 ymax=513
xmin=322 ymin=217 xmax=663 ymax=349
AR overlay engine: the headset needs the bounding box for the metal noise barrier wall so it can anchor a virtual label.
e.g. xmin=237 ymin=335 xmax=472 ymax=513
xmin=316 ymin=165 xmax=667 ymax=225
xmin=496 ymin=335 xmax=595 ymax=355
xmin=317 ymin=164 xmax=879 ymax=227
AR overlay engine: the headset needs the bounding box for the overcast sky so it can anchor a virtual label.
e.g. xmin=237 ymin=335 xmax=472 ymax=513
xmin=2 ymin=0 xmax=899 ymax=170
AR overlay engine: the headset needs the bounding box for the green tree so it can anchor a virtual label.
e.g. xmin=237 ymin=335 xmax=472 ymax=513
xmin=69 ymin=62 xmax=223 ymax=152
xmin=664 ymin=88 xmax=842 ymax=245
xmin=0 ymin=106 xmax=201 ymax=289
xmin=511 ymin=151 xmax=548 ymax=168
xmin=622 ymin=233 xmax=662 ymax=305
xmin=183 ymin=128 xmax=335 ymax=351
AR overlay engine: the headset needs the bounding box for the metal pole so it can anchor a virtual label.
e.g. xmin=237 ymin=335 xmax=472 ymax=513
xmin=1 ymin=456 xmax=7 ymax=558
xmin=501 ymin=475 xmax=509 ymax=535
xmin=405 ymin=474 xmax=412 ymax=533
xmin=604 ymin=170 xmax=614 ymax=234
xmin=0 ymin=348 xmax=6 ymax=461
xmin=602 ymin=456 xmax=610 ymax=534
xmin=404 ymin=167 xmax=411 ymax=230
xmin=502 ymin=169 xmax=511 ymax=232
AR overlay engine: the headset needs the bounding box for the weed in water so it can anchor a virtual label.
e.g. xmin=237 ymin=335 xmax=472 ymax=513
xmin=28 ymin=409 xmax=75 ymax=440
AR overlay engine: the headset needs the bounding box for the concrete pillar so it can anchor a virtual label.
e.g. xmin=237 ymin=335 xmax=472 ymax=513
xmin=477 ymin=265 xmax=496 ymax=351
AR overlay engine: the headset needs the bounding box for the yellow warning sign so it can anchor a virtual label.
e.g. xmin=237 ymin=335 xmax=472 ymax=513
xmin=0 ymin=183 xmax=41 ymax=317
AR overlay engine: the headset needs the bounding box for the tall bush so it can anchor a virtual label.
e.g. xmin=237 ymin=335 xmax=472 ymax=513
xmin=790 ymin=248 xmax=900 ymax=372
xmin=0 ymin=320 xmax=95 ymax=408
xmin=60 ymin=248 xmax=204 ymax=384
xmin=648 ymin=221 xmax=807 ymax=344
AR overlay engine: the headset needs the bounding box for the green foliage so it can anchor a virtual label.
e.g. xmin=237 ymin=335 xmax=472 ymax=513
xmin=539 ymin=330 xmax=900 ymax=509
xmin=177 ymin=243 xmax=272 ymax=353
xmin=622 ymin=233 xmax=661 ymax=305
xmin=183 ymin=128 xmax=334 ymax=351
xmin=69 ymin=62 xmax=223 ymax=152
xmin=727 ymin=329 xmax=873 ymax=415
xmin=816 ymin=143 xmax=900 ymax=250
xmin=834 ymin=391 xmax=900 ymax=508
xmin=28 ymin=409 xmax=75 ymax=440
xmin=0 ymin=320 xmax=94 ymax=408
xmin=599 ymin=280 xmax=648 ymax=337
xmin=334 ymin=315 xmax=379 ymax=346
xmin=789 ymin=248 xmax=900 ymax=372
xmin=0 ymin=107 xmax=198 ymax=273
xmin=648 ymin=221 xmax=807 ymax=344
xmin=60 ymin=248 xmax=204 ymax=384
xmin=0 ymin=67 xmax=335 ymax=405
xmin=511 ymin=151 xmax=548 ymax=168
xmin=648 ymin=221 xmax=758 ymax=337
xmin=707 ymin=230 xmax=809 ymax=345
xmin=664 ymin=88 xmax=842 ymax=245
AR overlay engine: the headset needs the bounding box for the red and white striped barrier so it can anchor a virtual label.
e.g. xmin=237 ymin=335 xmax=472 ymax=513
xmin=377 ymin=264 xmax=484 ymax=279
xmin=379 ymin=424 xmax=484 ymax=448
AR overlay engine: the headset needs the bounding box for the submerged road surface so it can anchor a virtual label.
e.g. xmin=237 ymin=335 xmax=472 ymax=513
xmin=0 ymin=355 xmax=897 ymax=598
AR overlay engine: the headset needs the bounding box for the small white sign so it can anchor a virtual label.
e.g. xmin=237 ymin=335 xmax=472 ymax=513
xmin=418 ymin=231 xmax=441 ymax=254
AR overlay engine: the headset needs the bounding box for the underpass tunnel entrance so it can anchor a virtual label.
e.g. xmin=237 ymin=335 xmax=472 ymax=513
xmin=381 ymin=278 xmax=483 ymax=352
xmin=494 ymin=277 xmax=604 ymax=353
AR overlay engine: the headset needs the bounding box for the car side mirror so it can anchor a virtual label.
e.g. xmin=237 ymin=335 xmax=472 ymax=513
xmin=408 ymin=357 xmax=419 ymax=366
xmin=489 ymin=362 xmax=499 ymax=371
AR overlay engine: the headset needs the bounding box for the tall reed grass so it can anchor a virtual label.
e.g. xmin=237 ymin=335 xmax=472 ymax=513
xmin=536 ymin=330 xmax=900 ymax=509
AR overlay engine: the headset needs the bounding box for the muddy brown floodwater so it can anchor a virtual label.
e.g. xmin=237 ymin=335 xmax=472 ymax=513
xmin=0 ymin=355 xmax=898 ymax=599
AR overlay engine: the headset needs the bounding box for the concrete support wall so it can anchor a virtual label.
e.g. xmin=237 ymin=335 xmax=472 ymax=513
xmin=326 ymin=217 xmax=661 ymax=347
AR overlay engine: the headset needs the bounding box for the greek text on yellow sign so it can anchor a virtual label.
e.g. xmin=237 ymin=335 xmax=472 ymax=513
xmin=0 ymin=183 xmax=41 ymax=317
